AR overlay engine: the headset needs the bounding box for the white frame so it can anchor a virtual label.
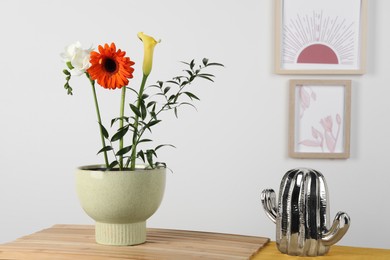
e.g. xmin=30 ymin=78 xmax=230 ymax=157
xmin=275 ymin=0 xmax=367 ymax=74
xmin=289 ymin=80 xmax=351 ymax=159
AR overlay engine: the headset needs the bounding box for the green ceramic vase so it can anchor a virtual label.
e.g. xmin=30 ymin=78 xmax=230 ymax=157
xmin=75 ymin=165 xmax=166 ymax=246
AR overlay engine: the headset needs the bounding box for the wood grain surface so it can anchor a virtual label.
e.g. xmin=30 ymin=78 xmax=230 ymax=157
xmin=0 ymin=224 xmax=269 ymax=260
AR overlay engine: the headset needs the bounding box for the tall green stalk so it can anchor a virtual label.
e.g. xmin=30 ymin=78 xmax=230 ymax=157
xmin=130 ymin=74 xmax=148 ymax=170
xmin=119 ymin=86 xmax=126 ymax=169
xmin=87 ymin=74 xmax=109 ymax=168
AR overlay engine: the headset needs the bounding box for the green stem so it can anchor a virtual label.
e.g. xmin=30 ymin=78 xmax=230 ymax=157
xmin=119 ymin=86 xmax=126 ymax=170
xmin=130 ymin=74 xmax=148 ymax=170
xmin=87 ymin=74 xmax=109 ymax=168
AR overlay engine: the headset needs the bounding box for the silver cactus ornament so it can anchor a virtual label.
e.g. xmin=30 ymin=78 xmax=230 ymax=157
xmin=261 ymin=168 xmax=350 ymax=256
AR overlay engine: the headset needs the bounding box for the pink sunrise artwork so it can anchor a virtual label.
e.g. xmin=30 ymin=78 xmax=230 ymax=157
xmin=282 ymin=11 xmax=356 ymax=66
xmin=297 ymin=44 xmax=339 ymax=64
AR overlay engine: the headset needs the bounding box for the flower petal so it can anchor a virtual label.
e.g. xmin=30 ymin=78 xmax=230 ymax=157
xmin=87 ymin=42 xmax=135 ymax=90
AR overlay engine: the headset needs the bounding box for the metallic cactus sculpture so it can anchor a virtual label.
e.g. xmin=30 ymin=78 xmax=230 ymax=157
xmin=261 ymin=168 xmax=350 ymax=256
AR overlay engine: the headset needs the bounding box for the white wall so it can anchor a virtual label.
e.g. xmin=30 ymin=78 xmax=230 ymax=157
xmin=0 ymin=0 xmax=389 ymax=249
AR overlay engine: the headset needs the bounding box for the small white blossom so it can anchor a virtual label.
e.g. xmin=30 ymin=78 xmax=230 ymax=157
xmin=61 ymin=41 xmax=93 ymax=75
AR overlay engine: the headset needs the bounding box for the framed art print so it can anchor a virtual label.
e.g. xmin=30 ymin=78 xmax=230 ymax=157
xmin=289 ymin=80 xmax=351 ymax=159
xmin=275 ymin=0 xmax=367 ymax=74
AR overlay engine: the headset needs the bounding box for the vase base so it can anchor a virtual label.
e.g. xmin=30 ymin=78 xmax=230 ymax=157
xmin=95 ymin=221 xmax=146 ymax=246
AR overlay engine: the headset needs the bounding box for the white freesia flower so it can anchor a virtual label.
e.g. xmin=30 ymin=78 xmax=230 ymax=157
xmin=61 ymin=41 xmax=93 ymax=75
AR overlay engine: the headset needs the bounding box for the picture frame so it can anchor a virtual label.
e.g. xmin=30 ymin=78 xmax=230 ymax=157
xmin=288 ymin=79 xmax=351 ymax=159
xmin=275 ymin=0 xmax=367 ymax=74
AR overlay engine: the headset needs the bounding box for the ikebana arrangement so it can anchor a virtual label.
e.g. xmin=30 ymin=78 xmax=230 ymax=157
xmin=61 ymin=32 xmax=223 ymax=171
xmin=60 ymin=32 xmax=223 ymax=245
xmin=261 ymin=168 xmax=350 ymax=256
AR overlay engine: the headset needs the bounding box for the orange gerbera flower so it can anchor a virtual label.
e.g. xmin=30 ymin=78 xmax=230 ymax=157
xmin=87 ymin=43 xmax=135 ymax=90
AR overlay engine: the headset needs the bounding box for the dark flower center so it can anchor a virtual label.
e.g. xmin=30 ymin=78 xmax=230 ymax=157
xmin=103 ymin=58 xmax=117 ymax=73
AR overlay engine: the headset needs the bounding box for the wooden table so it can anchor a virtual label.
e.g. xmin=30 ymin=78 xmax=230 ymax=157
xmin=1 ymin=225 xmax=390 ymax=259
xmin=0 ymin=225 xmax=269 ymax=259
xmin=253 ymin=242 xmax=390 ymax=260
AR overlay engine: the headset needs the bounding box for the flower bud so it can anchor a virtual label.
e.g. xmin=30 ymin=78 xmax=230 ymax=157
xmin=138 ymin=32 xmax=160 ymax=76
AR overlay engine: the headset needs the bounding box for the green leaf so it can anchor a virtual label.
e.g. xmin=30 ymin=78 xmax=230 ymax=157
xmin=163 ymin=87 xmax=171 ymax=94
xmin=146 ymin=120 xmax=161 ymax=128
xmin=128 ymin=123 xmax=136 ymax=131
xmin=147 ymin=84 xmax=161 ymax=90
xmin=147 ymin=101 xmax=157 ymax=108
xmin=198 ymin=73 xmax=215 ymax=78
xmin=63 ymin=69 xmax=71 ymax=75
xmin=107 ymin=160 xmax=118 ymax=170
xmin=126 ymin=87 xmax=139 ymax=96
xmin=206 ymin=62 xmax=224 ymax=67
xmin=183 ymin=91 xmax=200 ymax=101
xmin=110 ymin=118 xmax=117 ymax=127
xmin=179 ymin=102 xmax=198 ymax=111
xmin=98 ymin=123 xmax=109 ymax=139
xmin=202 ymin=58 xmax=209 ymax=66
xmin=110 ymin=116 xmax=129 ymax=127
xmin=146 ymin=149 xmax=156 ymax=168
xmin=111 ymin=125 xmax=129 ymax=142
xmin=166 ymin=80 xmax=180 ymax=85
xmin=197 ymin=74 xmax=215 ymax=82
xmin=190 ymin=59 xmax=195 ymax=70
xmin=184 ymin=70 xmax=193 ymax=77
xmin=155 ymin=144 xmax=176 ymax=151
xmin=97 ymin=145 xmax=113 ymax=155
xmin=180 ymin=81 xmax=189 ymax=86
xmin=155 ymin=93 xmax=165 ymax=97
xmin=116 ymin=145 xmax=132 ymax=156
xmin=142 ymin=120 xmax=161 ymax=133
xmin=130 ymin=104 xmax=141 ymax=117
xmin=137 ymin=150 xmax=145 ymax=162
xmin=140 ymin=101 xmax=147 ymax=120
xmin=173 ymin=76 xmax=182 ymax=83
xmin=150 ymin=111 xmax=157 ymax=120
xmin=174 ymin=107 xmax=178 ymax=118
xmin=139 ymin=139 xmax=153 ymax=144
xmin=141 ymin=94 xmax=149 ymax=99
